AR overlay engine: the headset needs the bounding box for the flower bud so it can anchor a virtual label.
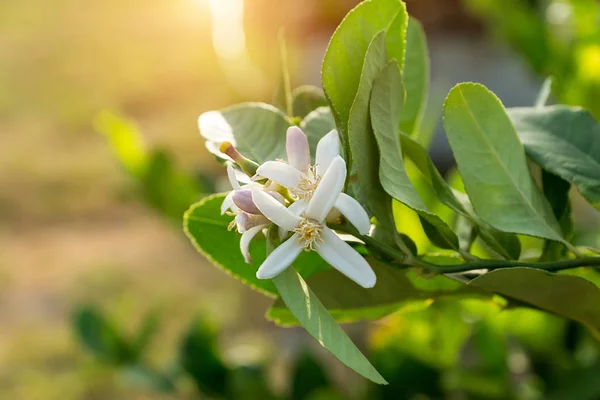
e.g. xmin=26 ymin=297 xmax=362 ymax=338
xmin=233 ymin=190 xmax=286 ymax=215
xmin=220 ymin=142 xmax=259 ymax=176
xmin=286 ymin=127 xmax=310 ymax=171
xmin=235 ymin=212 xmax=269 ymax=232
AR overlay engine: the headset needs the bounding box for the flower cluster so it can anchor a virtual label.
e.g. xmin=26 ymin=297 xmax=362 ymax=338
xmin=222 ymin=127 xmax=376 ymax=288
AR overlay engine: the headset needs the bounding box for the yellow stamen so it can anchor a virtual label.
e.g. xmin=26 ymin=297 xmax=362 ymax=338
xmin=291 ymin=164 xmax=321 ymax=200
xmin=293 ymin=216 xmax=324 ymax=252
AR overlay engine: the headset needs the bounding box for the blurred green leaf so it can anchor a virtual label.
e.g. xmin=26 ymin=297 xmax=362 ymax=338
xmin=322 ymin=0 xmax=406 ymax=156
xmin=131 ymin=311 xmax=160 ymax=360
xmin=469 ymin=267 xmax=600 ymax=337
xmin=509 ymin=105 xmax=600 ymax=211
xmin=229 ymin=366 xmax=276 ymax=400
xmin=119 ymin=365 xmax=176 ymax=394
xmin=73 ymin=306 xmax=133 ymax=365
xmin=400 ymin=133 xmax=521 ymax=259
xmin=291 ymin=352 xmax=331 ymax=400
xmin=198 ymin=103 xmax=293 ymax=164
xmin=179 ymin=318 xmax=229 ymax=397
xmin=184 ymin=194 xmax=330 ymax=297
xmin=443 ymin=83 xmax=565 ymax=243
xmin=95 ymin=110 xmax=147 ymax=178
xmin=370 ymin=61 xmax=458 ymax=250
xmin=292 ymin=86 xmax=328 ymax=119
xmin=299 ymin=106 xmax=337 ymax=161
xmin=271 ymin=267 xmax=387 ymax=385
xmin=399 ymin=17 xmax=429 ymax=136
xmin=267 ymin=258 xmax=486 ymax=326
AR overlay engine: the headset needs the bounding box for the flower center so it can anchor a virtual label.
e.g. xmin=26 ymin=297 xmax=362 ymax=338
xmin=293 ymin=216 xmax=324 ymax=251
xmin=291 ymin=165 xmax=321 ymax=200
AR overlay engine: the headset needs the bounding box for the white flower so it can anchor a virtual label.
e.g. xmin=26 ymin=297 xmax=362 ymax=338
xmin=222 ymin=164 xmax=283 ymax=263
xmin=255 ymin=127 xmax=371 ymax=237
xmin=252 ymin=156 xmax=377 ymax=288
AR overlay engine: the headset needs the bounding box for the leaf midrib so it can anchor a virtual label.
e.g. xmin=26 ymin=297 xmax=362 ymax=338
xmin=455 ymin=87 xmax=560 ymax=240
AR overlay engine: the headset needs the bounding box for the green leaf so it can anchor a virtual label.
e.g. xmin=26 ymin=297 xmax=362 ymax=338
xmin=399 ymin=18 xmax=429 ymax=136
xmin=267 ymin=258 xmax=485 ymax=326
xmin=469 ymin=267 xmax=600 ymax=337
xmin=400 ymin=133 xmax=521 ymax=259
xmin=292 ymin=85 xmax=328 ymax=118
xmin=508 ymin=105 xmax=600 ymax=210
xmin=94 ymin=110 xmax=147 ymax=177
xmin=184 ymin=194 xmax=329 ymax=297
xmin=348 ymin=31 xmax=396 ymax=234
xmin=131 ymin=311 xmax=160 ymax=359
xmin=179 ymin=318 xmax=229 ymax=397
xmin=443 ymin=83 xmax=564 ymax=244
xmin=73 ymin=306 xmax=133 ymax=365
xmin=198 ymin=103 xmax=293 ymax=164
xmin=272 ymin=267 xmax=387 ymax=384
xmin=291 ymin=352 xmax=331 ymax=400
xmin=540 ymin=171 xmax=573 ymax=260
xmin=370 ymin=61 xmax=459 ymax=250
xmin=300 ymin=106 xmax=337 ymax=161
xmin=322 ymin=0 xmax=407 ymax=156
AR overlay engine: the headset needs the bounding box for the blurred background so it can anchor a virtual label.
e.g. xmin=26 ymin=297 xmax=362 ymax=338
xmin=1 ymin=0 xmax=600 ymax=398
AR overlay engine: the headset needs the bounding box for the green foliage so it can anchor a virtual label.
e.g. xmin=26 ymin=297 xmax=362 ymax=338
xmin=291 ymin=352 xmax=332 ymax=400
xmin=292 ymin=86 xmax=329 ymax=119
xmin=509 ymin=105 xmax=600 ymax=210
xmin=272 ymin=267 xmax=387 ymax=385
xmin=444 ymin=83 xmax=566 ymax=244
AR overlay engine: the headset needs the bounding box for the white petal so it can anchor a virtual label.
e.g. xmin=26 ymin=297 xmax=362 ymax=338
xmin=227 ymin=164 xmax=241 ymax=190
xmin=256 ymin=234 xmax=304 ymax=279
xmin=221 ymin=191 xmax=235 ymax=214
xmin=256 ymin=161 xmax=302 ymax=189
xmin=305 ymin=156 xmax=346 ymax=222
xmin=278 ymin=200 xmax=308 ymax=240
xmin=334 ymin=193 xmax=371 ymax=235
xmin=252 ymin=190 xmax=301 ymax=231
xmin=316 ymin=227 xmax=376 ymax=288
xmin=286 ymin=126 xmax=310 ymax=172
xmin=240 ymin=224 xmax=268 ymax=264
xmin=315 ymin=130 xmax=341 ymax=176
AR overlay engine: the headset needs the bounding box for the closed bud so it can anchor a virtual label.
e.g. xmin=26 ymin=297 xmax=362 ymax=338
xmin=220 ymin=142 xmax=259 ymax=176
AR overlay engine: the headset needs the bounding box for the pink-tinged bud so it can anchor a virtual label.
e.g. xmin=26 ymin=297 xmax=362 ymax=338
xmin=219 ymin=142 xmax=259 ymax=176
xmin=235 ymin=212 xmax=269 ymax=232
xmin=286 ymin=126 xmax=310 ymax=171
xmin=233 ymin=190 xmax=261 ymax=214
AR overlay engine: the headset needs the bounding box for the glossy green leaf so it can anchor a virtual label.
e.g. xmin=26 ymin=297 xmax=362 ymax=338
xmin=198 ymin=103 xmax=292 ymax=163
xmin=469 ymin=267 xmax=600 ymax=336
xmin=347 ymin=31 xmax=396 ymax=234
xmin=399 ymin=18 xmax=429 ymax=136
xmin=322 ymin=0 xmax=406 ymax=155
xmin=443 ymin=83 xmax=564 ymax=243
xmin=272 ymin=267 xmax=387 ymax=385
xmin=267 ymin=258 xmax=485 ymax=326
xmin=400 ymin=134 xmax=521 ymax=259
xmin=184 ymin=194 xmax=329 ymax=297
xmin=508 ymin=105 xmax=600 ymax=210
xmin=300 ymin=106 xmax=337 ymax=161
xmin=540 ymin=171 xmax=573 ymax=260
xmin=370 ymin=61 xmax=459 ymax=250
xmin=292 ymin=85 xmax=328 ymax=118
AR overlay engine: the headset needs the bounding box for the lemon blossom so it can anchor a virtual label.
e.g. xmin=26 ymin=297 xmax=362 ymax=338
xmin=252 ymin=156 xmax=377 ymax=288
xmin=221 ymin=164 xmax=283 ymax=263
xmin=255 ymin=127 xmax=371 ymax=238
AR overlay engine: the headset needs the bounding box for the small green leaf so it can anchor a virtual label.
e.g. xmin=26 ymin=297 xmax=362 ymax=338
xmin=292 ymin=86 xmax=329 ymax=118
xmin=300 ymin=106 xmax=337 ymax=161
xmin=469 ymin=267 xmax=600 ymax=337
xmin=184 ymin=194 xmax=329 ymax=297
xmin=272 ymin=267 xmax=387 ymax=384
xmin=131 ymin=311 xmax=160 ymax=358
xmin=400 ymin=133 xmax=521 ymax=259
xmin=267 ymin=259 xmax=485 ymax=325
xmin=179 ymin=318 xmax=229 ymax=397
xmin=348 ymin=31 xmax=396 ymax=235
xmin=198 ymin=103 xmax=293 ymax=164
xmin=370 ymin=61 xmax=459 ymax=250
xmin=508 ymin=105 xmax=600 ymax=210
xmin=322 ymin=0 xmax=406 ymax=156
xmin=443 ymin=83 xmax=564 ymax=243
xmin=399 ymin=18 xmax=429 ymax=136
